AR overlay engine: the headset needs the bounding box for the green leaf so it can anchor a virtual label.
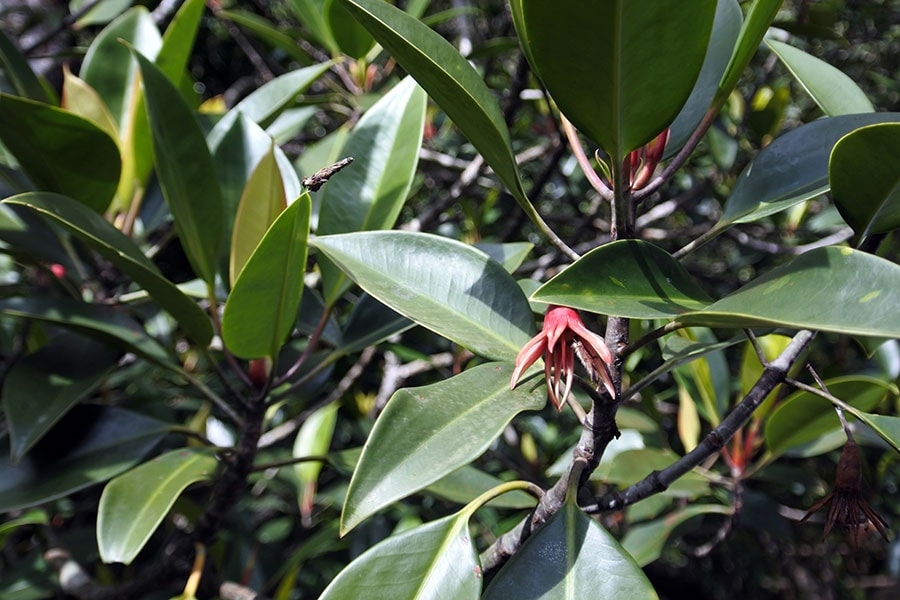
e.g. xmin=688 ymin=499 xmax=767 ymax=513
xmin=0 ymin=297 xmax=172 ymax=366
xmin=0 ymin=29 xmax=56 ymax=103
xmin=666 ymin=0 xmax=742 ymax=157
xmin=293 ymin=403 xmax=339 ymax=510
xmin=512 ymin=0 xmax=716 ymax=160
xmin=719 ymin=113 xmax=900 ymax=226
xmin=592 ymin=449 xmax=711 ymax=499
xmin=830 ymin=123 xmax=900 ymax=237
xmin=314 ymin=231 xmax=536 ymax=361
xmin=338 ymin=0 xmax=529 ymax=206
xmin=289 ymin=0 xmax=340 ymax=54
xmin=218 ymin=9 xmax=313 ymax=66
xmin=4 ymin=192 xmax=213 ymax=346
xmin=98 ymin=447 xmax=219 ymax=564
xmin=0 ymin=405 xmax=167 ymax=512
xmin=319 ymin=512 xmax=480 ymax=600
xmin=341 ymin=362 xmax=545 ymax=534
xmin=714 ymin=0 xmax=782 ymax=105
xmin=223 ymin=194 xmax=311 ymax=359
xmin=0 ymin=509 xmax=48 ymax=546
xmin=532 ymin=240 xmax=712 ymax=318
xmin=326 ymin=0 xmax=375 ymax=58
xmin=764 ymin=376 xmax=891 ymax=459
xmin=849 ymin=412 xmax=900 ymax=455
xmin=0 ymin=94 xmax=120 ymax=213
xmin=71 ymin=0 xmax=132 ymax=28
xmin=483 ymin=496 xmax=657 ymax=599
xmin=229 ymin=63 xmax=332 ymax=128
xmin=475 ymin=242 xmax=533 ymax=274
xmin=339 ymin=294 xmax=413 ymax=355
xmin=677 ymin=246 xmax=900 ymax=338
xmin=154 ymin=0 xmax=205 ymax=84
xmin=425 ymin=466 xmax=536 ymax=510
xmin=766 ymin=39 xmax=873 ymax=116
xmin=134 ymin=50 xmax=224 ymax=286
xmin=317 ymin=76 xmax=427 ymax=304
xmin=621 ymin=504 xmax=732 ymax=567
xmin=2 ymin=332 xmax=120 ymax=462
xmin=61 ymin=67 xmax=120 ymax=145
xmin=229 ymin=146 xmax=287 ymax=286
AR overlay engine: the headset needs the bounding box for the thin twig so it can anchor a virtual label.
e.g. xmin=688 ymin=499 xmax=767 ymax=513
xmin=806 ymin=364 xmax=854 ymax=440
xmin=560 ymin=115 xmax=613 ymax=201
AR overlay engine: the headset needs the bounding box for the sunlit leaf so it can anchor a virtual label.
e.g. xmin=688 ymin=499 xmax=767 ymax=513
xmin=715 ymin=0 xmax=782 ymax=104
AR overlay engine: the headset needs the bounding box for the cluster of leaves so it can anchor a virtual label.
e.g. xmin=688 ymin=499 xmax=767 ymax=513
xmin=1 ymin=0 xmax=900 ymax=598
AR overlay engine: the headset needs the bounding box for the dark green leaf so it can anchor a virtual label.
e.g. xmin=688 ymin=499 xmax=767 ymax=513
xmin=134 ymin=50 xmax=224 ymax=286
xmin=0 ymin=406 xmax=167 ymax=512
xmin=532 ymin=240 xmax=712 ymax=318
xmin=425 ymin=466 xmax=536 ymax=510
xmin=677 ymin=246 xmax=900 ymax=338
xmin=288 ymin=0 xmax=339 ymax=54
xmin=326 ymin=0 xmax=375 ymax=58
xmin=621 ymin=504 xmax=732 ymax=567
xmin=314 ymin=231 xmax=536 ymax=361
xmin=0 ymin=29 xmax=56 ymax=103
xmin=4 ymin=192 xmax=213 ymax=346
xmin=341 ymin=362 xmax=545 ymax=533
xmin=223 ymin=194 xmax=311 ymax=359
xmin=155 ymin=0 xmax=204 ymax=84
xmin=98 ymin=447 xmax=219 ymax=564
xmin=0 ymin=94 xmax=120 ymax=213
xmin=830 ymin=123 xmax=900 ymax=236
xmin=339 ymin=294 xmax=413 ymax=355
xmin=483 ymin=496 xmax=656 ymax=599
xmin=218 ymin=9 xmax=313 ymax=66
xmin=715 ymin=0 xmax=782 ymax=104
xmin=512 ymin=0 xmax=716 ymax=160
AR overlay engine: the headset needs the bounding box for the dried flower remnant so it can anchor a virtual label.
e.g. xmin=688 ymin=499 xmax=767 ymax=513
xmin=510 ymin=305 xmax=616 ymax=410
xmin=801 ymin=438 xmax=889 ymax=549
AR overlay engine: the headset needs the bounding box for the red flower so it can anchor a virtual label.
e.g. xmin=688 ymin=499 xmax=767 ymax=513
xmin=510 ymin=305 xmax=616 ymax=410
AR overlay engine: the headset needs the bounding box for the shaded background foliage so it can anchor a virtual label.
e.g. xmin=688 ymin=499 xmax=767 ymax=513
xmin=1 ymin=1 xmax=900 ymax=599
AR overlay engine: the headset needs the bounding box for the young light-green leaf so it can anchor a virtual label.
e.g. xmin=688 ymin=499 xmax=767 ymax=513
xmin=314 ymin=231 xmax=536 ymax=361
xmin=714 ymin=0 xmax=783 ymax=105
xmin=97 ymin=447 xmax=219 ymax=564
xmin=532 ymin=240 xmax=712 ymax=318
xmin=222 ymin=194 xmax=311 ymax=359
xmin=340 ymin=362 xmax=545 ymax=534
xmin=621 ymin=504 xmax=732 ymax=567
xmin=677 ymin=246 xmax=900 ymax=338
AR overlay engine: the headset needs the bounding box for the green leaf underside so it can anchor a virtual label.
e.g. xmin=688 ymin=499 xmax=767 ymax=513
xmin=766 ymin=39 xmax=874 ymax=117
xmin=0 ymin=94 xmax=120 ymax=213
xmin=338 ymin=0 xmax=528 ymax=204
xmin=765 ymin=377 xmax=892 ymax=458
xmin=0 ymin=297 xmax=171 ymax=365
xmin=483 ymin=497 xmax=657 ymax=599
xmin=4 ymin=193 xmax=213 ymax=346
xmin=677 ymin=246 xmax=900 ymax=338
xmin=532 ymin=240 xmax=712 ymax=318
xmin=98 ymin=447 xmax=219 ymax=564
xmin=621 ymin=504 xmax=733 ymax=567
xmin=340 ymin=362 xmax=545 ymax=534
xmin=721 ymin=112 xmax=900 ymax=225
xmin=319 ymin=513 xmax=480 ymax=600
xmin=0 ymin=406 xmax=167 ymax=513
xmin=223 ymin=194 xmax=311 ymax=359
xmin=314 ymin=231 xmax=536 ymax=361
xmin=830 ymin=123 xmax=900 ymax=236
xmin=514 ymin=0 xmax=716 ymax=160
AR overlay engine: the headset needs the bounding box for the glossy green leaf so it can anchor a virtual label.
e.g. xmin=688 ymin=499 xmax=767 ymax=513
xmin=719 ymin=113 xmax=900 ymax=226
xmin=71 ymin=0 xmax=131 ymax=27
xmin=677 ymin=246 xmax=900 ymax=338
xmin=0 ymin=29 xmax=56 ymax=103
xmin=512 ymin=0 xmax=715 ymax=160
xmin=0 ymin=510 xmax=48 ymax=545
xmin=98 ymin=447 xmax=219 ymax=564
xmin=289 ymin=0 xmax=339 ymax=54
xmin=318 ymin=76 xmax=427 ymax=304
xmin=314 ymin=231 xmax=536 ymax=361
xmin=229 ymin=146 xmax=287 ymax=286
xmin=229 ymin=63 xmax=332 ymax=128
xmin=0 ymin=405 xmax=167 ymax=512
xmin=80 ymin=7 xmax=162 ymax=132
xmin=425 ymin=466 xmax=536 ymax=510
xmin=339 ymin=294 xmax=413 ymax=355
xmin=475 ymin=242 xmax=533 ymax=274
xmin=766 ymin=39 xmax=873 ymax=116
xmin=338 ymin=0 xmax=530 ymax=208
xmin=764 ymin=377 xmax=891 ymax=459
xmin=0 ymin=297 xmax=171 ymax=365
xmin=532 ymin=240 xmax=712 ymax=318
xmin=2 ymin=332 xmax=120 ymax=462
xmin=0 ymin=94 xmax=120 ymax=213
xmin=135 ymin=50 xmax=224 ymax=286
xmin=4 ymin=192 xmax=213 ymax=346
xmin=831 ymin=123 xmax=900 ymax=236
xmin=320 ymin=512 xmax=480 ymax=600
xmin=621 ymin=504 xmax=733 ymax=567
xmin=326 ymin=0 xmax=375 ymax=58
xmin=293 ymin=403 xmax=339 ymax=512
xmin=666 ymin=0 xmax=742 ymax=157
xmin=223 ymin=194 xmax=311 ymax=359
xmin=847 ymin=411 xmax=900 ymax=455
xmin=154 ymin=0 xmax=205 ymax=84
xmin=715 ymin=0 xmax=782 ymax=105
xmin=341 ymin=362 xmax=545 ymax=533
xmin=592 ymin=448 xmax=711 ymax=499
xmin=483 ymin=496 xmax=657 ymax=599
